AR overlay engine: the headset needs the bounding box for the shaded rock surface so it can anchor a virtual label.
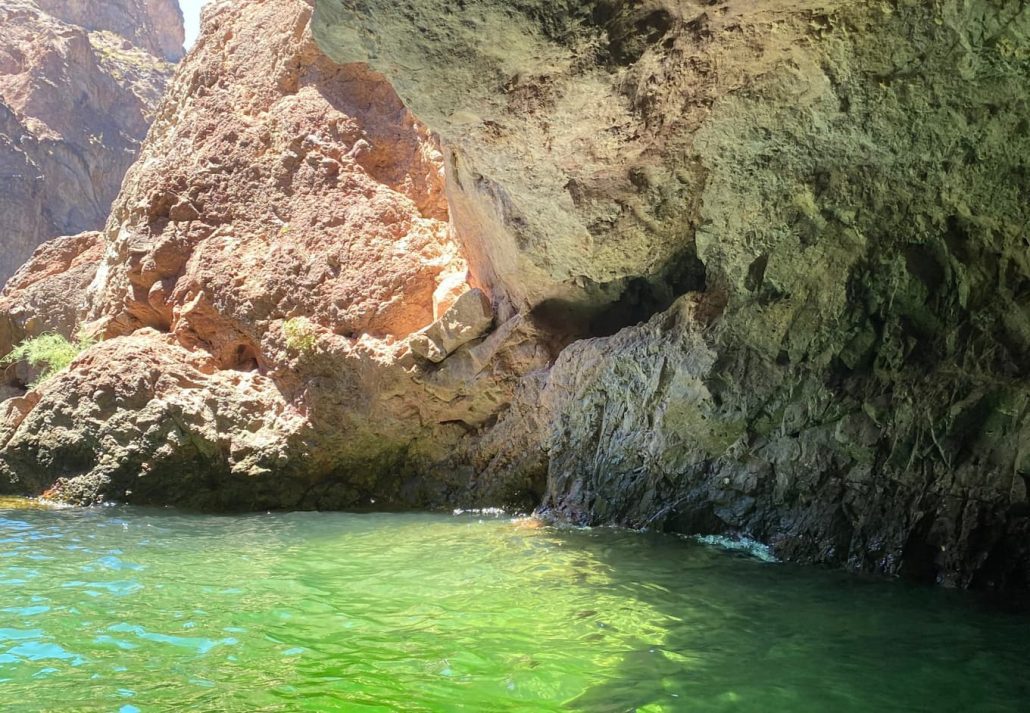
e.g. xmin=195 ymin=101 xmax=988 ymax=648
xmin=35 ymin=0 xmax=185 ymax=62
xmin=314 ymin=0 xmax=1030 ymax=588
xmin=0 ymin=0 xmax=182 ymax=284
xmin=1 ymin=0 xmax=1028 ymax=588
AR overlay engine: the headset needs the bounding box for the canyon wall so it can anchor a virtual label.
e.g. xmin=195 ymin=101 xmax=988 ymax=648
xmin=0 ymin=0 xmax=182 ymax=284
xmin=0 ymin=0 xmax=549 ymax=511
xmin=1 ymin=0 xmax=1028 ymax=588
xmin=313 ymin=0 xmax=1030 ymax=588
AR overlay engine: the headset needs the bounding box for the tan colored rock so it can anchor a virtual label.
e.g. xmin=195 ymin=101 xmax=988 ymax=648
xmin=409 ymin=288 xmax=493 ymax=363
xmin=0 ymin=0 xmax=181 ymax=285
xmin=433 ymin=270 xmax=470 ymax=320
xmin=316 ymin=0 xmax=1030 ymax=587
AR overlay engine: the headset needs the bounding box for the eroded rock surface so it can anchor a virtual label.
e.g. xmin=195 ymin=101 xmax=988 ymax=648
xmin=0 ymin=0 xmax=549 ymax=511
xmin=0 ymin=231 xmax=103 ymax=385
xmin=315 ymin=0 xmax=1030 ymax=587
xmin=35 ymin=0 xmax=185 ymax=62
xmin=0 ymin=0 xmax=182 ymax=284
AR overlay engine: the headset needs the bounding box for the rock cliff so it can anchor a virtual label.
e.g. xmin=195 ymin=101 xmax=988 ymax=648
xmin=313 ymin=0 xmax=1030 ymax=588
xmin=1 ymin=0 xmax=1028 ymax=588
xmin=0 ymin=0 xmax=182 ymax=284
xmin=1 ymin=0 xmax=549 ymax=512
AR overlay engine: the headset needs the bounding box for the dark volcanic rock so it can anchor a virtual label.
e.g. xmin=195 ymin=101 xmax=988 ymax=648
xmin=316 ymin=0 xmax=1030 ymax=588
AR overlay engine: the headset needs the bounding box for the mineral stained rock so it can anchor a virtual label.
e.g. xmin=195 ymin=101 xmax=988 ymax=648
xmin=0 ymin=0 xmax=182 ymax=284
xmin=2 ymin=0 xmax=1029 ymax=588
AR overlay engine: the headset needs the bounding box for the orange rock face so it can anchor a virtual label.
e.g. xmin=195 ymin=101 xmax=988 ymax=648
xmin=0 ymin=0 xmax=548 ymax=509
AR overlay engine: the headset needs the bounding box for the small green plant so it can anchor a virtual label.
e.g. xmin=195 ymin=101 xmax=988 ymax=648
xmin=1 ymin=332 xmax=94 ymax=388
xmin=283 ymin=318 xmax=318 ymax=353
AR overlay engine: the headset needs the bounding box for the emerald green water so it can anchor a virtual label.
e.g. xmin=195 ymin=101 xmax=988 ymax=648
xmin=1 ymin=500 xmax=1028 ymax=712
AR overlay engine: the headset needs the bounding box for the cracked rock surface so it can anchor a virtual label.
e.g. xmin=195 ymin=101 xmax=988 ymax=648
xmin=316 ymin=0 xmax=1030 ymax=587
xmin=0 ymin=0 xmax=182 ymax=284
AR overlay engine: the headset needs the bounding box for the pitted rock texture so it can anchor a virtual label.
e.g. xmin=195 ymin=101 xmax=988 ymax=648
xmin=0 ymin=0 xmax=549 ymax=511
xmin=0 ymin=0 xmax=181 ymax=285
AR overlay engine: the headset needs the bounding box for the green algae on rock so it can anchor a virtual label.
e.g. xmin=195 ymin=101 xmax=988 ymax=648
xmin=314 ymin=0 xmax=1030 ymax=587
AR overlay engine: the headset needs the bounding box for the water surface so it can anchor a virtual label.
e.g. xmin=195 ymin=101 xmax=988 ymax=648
xmin=0 ymin=500 xmax=1027 ymax=711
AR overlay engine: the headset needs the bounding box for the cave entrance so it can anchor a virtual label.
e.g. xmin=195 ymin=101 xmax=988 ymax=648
xmin=530 ymin=244 xmax=707 ymax=342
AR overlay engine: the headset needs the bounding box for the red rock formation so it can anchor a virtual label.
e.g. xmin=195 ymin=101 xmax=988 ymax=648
xmin=0 ymin=0 xmax=548 ymax=511
xmin=0 ymin=0 xmax=182 ymax=285
xmin=0 ymin=232 xmax=103 ymax=384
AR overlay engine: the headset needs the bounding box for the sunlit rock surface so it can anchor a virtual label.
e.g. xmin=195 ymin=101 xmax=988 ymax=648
xmin=0 ymin=0 xmax=182 ymax=284
xmin=1 ymin=0 xmax=548 ymax=511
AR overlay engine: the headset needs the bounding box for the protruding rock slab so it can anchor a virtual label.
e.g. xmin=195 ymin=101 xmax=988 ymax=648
xmin=410 ymin=289 xmax=493 ymax=363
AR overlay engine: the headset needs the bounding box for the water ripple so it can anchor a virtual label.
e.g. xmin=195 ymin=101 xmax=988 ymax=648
xmin=0 ymin=501 xmax=1026 ymax=712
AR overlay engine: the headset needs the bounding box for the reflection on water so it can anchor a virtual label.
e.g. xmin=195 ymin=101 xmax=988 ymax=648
xmin=0 ymin=501 xmax=1027 ymax=712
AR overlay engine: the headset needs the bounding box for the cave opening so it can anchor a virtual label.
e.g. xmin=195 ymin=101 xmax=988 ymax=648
xmin=530 ymin=244 xmax=707 ymax=342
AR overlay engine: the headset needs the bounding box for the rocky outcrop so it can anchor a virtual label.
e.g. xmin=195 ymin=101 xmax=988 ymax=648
xmin=0 ymin=0 xmax=182 ymax=285
xmin=1 ymin=0 xmax=1028 ymax=588
xmin=0 ymin=231 xmax=102 ymax=384
xmin=0 ymin=0 xmax=548 ymax=511
xmin=313 ymin=0 xmax=1030 ymax=588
